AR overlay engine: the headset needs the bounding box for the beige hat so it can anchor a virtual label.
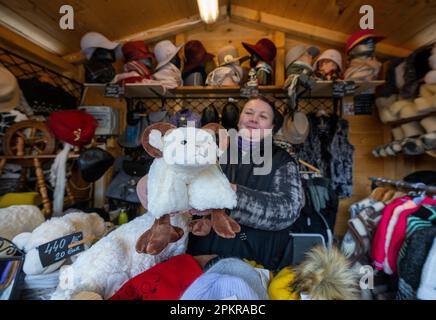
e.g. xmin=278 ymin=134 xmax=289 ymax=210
xmin=420 ymin=115 xmax=436 ymax=133
xmin=389 ymin=100 xmax=413 ymax=116
xmin=415 ymin=97 xmax=436 ymax=114
xmin=217 ymin=45 xmax=245 ymax=66
xmin=378 ymin=108 xmax=399 ymax=123
xmin=420 ymin=84 xmax=436 ymax=99
xmin=425 ymin=70 xmax=436 ymax=85
xmin=0 ymin=67 xmax=19 ymax=113
xmin=376 ymin=95 xmax=398 ymax=109
xmin=392 ymin=127 xmax=405 ymax=141
xmin=276 ymin=112 xmax=310 ymax=145
xmin=400 ymin=121 xmax=426 ymax=138
xmin=154 ymin=40 xmax=184 ymax=71
xmin=285 ymin=45 xmax=320 ymax=69
xmin=313 ymin=49 xmax=343 ymax=72
xmin=399 ymin=103 xmax=419 ymax=119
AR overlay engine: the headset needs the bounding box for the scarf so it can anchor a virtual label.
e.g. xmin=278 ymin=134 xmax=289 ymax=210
xmin=344 ymin=57 xmax=382 ymax=82
xmin=50 ymin=143 xmax=72 ymax=216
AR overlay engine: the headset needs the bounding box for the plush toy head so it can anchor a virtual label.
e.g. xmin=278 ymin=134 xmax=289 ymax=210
xmin=142 ymin=122 xmax=228 ymax=169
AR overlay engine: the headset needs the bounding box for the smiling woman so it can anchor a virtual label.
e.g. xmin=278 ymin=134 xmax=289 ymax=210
xmin=188 ymin=95 xmax=305 ymax=270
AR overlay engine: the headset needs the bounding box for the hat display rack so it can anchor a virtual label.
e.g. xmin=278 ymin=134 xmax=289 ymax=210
xmin=369 ymin=177 xmax=436 ymax=194
xmin=0 ymin=47 xmax=83 ymax=104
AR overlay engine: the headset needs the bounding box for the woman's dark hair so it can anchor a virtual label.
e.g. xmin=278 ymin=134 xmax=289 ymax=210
xmin=247 ymin=94 xmax=284 ymax=134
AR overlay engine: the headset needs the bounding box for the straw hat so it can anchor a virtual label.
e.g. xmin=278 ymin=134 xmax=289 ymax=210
xmin=0 ymin=67 xmax=20 ymax=113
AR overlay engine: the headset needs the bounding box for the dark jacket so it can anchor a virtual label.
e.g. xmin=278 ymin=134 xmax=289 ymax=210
xmin=188 ymin=140 xmax=305 ymax=270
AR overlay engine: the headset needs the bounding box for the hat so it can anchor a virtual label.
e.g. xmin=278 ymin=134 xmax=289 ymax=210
xmin=122 ymin=41 xmax=154 ymax=62
xmin=0 ymin=67 xmax=19 ymax=113
xmin=242 ymin=38 xmax=277 ymax=63
xmin=181 ymin=258 xmax=267 ymax=300
xmin=425 ymin=70 xmax=436 ymax=85
xmin=47 ymin=110 xmax=97 ymax=147
xmin=345 ymin=30 xmax=385 ymax=55
xmin=183 ymin=40 xmax=214 ymax=73
xmin=420 ymin=132 xmax=436 ymax=151
xmin=154 ymin=40 xmax=184 ymax=71
xmin=276 ymin=112 xmax=310 ymax=145
xmin=421 ymin=116 xmax=436 ymax=133
xmin=285 ymin=45 xmax=320 ymax=69
xmin=80 ymin=32 xmax=120 ymax=60
xmin=78 ymin=147 xmax=115 ymax=183
xmin=313 ymin=49 xmax=343 ymax=72
xmin=218 ymin=45 xmax=245 ymax=66
xmin=399 ymin=102 xmax=419 ymax=119
xmin=111 ymin=254 xmax=203 ymax=300
xmin=400 ymin=121 xmax=426 ymax=138
xmin=205 ymin=258 xmax=268 ymax=300
xmin=392 ymin=127 xmax=405 ymax=141
xmin=415 ymin=97 xmax=436 ymax=114
xmin=221 ymin=102 xmax=240 ymax=130
xmin=420 ymin=84 xmax=436 ymax=99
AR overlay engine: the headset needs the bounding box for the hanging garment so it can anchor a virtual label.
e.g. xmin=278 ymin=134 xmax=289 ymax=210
xmin=396 ymin=226 xmax=436 ymax=300
xmin=289 ymin=176 xmax=338 ymax=248
xmin=397 ymin=205 xmax=436 ymax=271
xmin=417 ymin=238 xmax=436 ymax=300
xmin=371 ymin=197 xmax=411 ymax=271
xmin=294 ymin=113 xmax=354 ymax=198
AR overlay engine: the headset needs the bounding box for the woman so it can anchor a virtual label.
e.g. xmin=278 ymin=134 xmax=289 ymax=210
xmin=188 ymin=95 xmax=305 ymax=270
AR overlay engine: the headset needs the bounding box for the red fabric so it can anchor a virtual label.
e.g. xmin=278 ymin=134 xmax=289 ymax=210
xmin=242 ymin=38 xmax=277 ymax=63
xmin=371 ymin=197 xmax=410 ymax=270
xmin=183 ymin=40 xmax=214 ymax=73
xmin=345 ymin=30 xmax=385 ymax=55
xmin=109 ymin=254 xmax=203 ymax=300
xmin=47 ymin=110 xmax=97 ymax=147
xmin=386 ymin=197 xmax=436 ymax=274
xmin=122 ymin=41 xmax=154 ymax=61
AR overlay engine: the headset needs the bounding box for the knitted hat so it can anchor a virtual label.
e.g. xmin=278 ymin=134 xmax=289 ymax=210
xmin=180 ymin=273 xmax=260 ymax=300
xmin=205 ymin=258 xmax=269 ymax=300
xmin=110 ymin=254 xmax=203 ymax=300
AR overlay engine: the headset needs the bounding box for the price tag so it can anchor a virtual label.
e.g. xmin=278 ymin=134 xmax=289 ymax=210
xmin=105 ymin=84 xmax=124 ymax=98
xmin=37 ymin=232 xmax=85 ymax=268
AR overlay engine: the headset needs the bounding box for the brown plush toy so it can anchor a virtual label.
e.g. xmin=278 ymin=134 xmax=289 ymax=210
xmin=135 ymin=122 xmax=240 ymax=255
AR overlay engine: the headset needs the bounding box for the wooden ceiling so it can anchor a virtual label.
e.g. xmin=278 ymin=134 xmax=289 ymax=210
xmin=0 ymin=0 xmax=435 ymax=57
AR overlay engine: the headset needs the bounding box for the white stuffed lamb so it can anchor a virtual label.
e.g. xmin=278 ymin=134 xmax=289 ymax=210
xmin=12 ymin=211 xmax=106 ymax=275
xmin=135 ymin=122 xmax=239 ymax=256
xmin=0 ymin=205 xmax=45 ymax=241
xmin=50 ymin=212 xmax=190 ymax=300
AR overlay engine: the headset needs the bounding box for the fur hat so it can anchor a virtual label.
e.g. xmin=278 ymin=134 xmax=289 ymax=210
xmin=425 ymin=70 xmax=436 ymax=85
xmin=421 ymin=116 xmax=436 ymax=133
xmin=401 ymin=121 xmax=426 ymax=138
xmin=291 ymin=246 xmax=360 ymax=300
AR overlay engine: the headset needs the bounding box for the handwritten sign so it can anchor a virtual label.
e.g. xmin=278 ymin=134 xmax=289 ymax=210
xmin=37 ymin=232 xmax=85 ymax=268
xmin=105 ymin=84 xmax=124 ymax=98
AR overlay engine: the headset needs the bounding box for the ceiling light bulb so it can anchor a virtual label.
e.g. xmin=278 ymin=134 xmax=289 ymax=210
xmin=197 ymin=0 xmax=219 ymax=24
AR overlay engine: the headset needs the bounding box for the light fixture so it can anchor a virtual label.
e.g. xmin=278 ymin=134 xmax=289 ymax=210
xmin=197 ymin=0 xmax=219 ymax=24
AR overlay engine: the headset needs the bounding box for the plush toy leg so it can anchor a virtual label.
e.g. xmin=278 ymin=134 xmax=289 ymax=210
xmin=210 ymin=209 xmax=241 ymax=239
xmin=189 ymin=216 xmax=212 ymax=236
xmin=136 ymin=215 xmax=184 ymax=255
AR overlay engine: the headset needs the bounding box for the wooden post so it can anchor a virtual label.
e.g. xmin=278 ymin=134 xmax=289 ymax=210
xmin=274 ymin=31 xmax=285 ymax=86
xmin=34 ymin=158 xmax=51 ymax=217
xmin=0 ymin=159 xmax=6 ymax=176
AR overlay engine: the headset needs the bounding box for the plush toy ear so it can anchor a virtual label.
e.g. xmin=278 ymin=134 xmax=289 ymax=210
xmin=202 ymin=123 xmax=229 ymax=156
xmin=142 ymin=122 xmax=176 ymax=158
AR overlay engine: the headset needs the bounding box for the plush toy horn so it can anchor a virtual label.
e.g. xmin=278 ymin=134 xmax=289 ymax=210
xmin=202 ymin=123 xmax=229 ymax=155
xmin=142 ymin=122 xmax=176 ymax=158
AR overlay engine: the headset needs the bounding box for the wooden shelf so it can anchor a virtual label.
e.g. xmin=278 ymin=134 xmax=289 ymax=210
xmin=84 ymin=81 xmax=385 ymax=99
xmin=0 ymin=154 xmax=80 ymax=160
xmin=385 ymin=111 xmax=436 ymax=127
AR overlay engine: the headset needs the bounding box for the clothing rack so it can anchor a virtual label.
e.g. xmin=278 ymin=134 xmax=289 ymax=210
xmin=369 ymin=177 xmax=436 ymax=194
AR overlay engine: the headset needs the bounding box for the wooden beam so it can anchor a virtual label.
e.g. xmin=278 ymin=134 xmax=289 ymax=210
xmin=0 ymin=25 xmax=79 ymax=79
xmin=230 ymin=5 xmax=412 ymax=58
xmin=274 ymin=31 xmax=285 ymax=86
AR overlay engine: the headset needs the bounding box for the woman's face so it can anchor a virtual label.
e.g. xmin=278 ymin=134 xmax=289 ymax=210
xmin=238 ymin=99 xmax=274 ymax=141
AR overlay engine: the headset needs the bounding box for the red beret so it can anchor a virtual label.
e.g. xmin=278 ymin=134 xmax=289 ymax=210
xmin=47 ymin=110 xmax=97 ymax=147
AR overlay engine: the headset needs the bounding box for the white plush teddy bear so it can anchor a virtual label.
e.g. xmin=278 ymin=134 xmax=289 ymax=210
xmin=135 ymin=122 xmax=239 ymax=255
xmin=12 ymin=211 xmax=106 ymax=275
